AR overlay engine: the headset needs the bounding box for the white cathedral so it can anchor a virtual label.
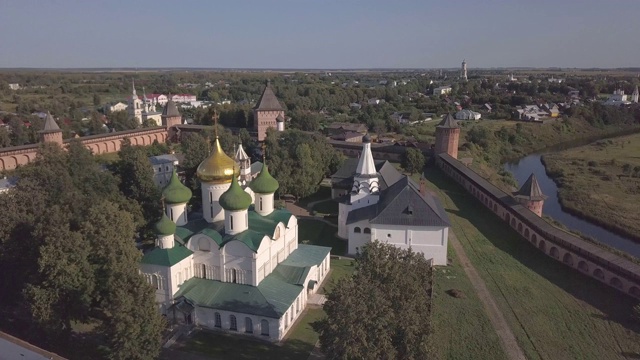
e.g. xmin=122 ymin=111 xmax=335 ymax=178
xmin=336 ymin=134 xmax=451 ymax=265
xmin=128 ymin=80 xmax=163 ymax=125
xmin=140 ymin=137 xmax=331 ymax=341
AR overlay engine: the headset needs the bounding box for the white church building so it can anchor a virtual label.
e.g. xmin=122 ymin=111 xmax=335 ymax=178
xmin=140 ymin=134 xmax=331 ymax=341
xmin=336 ymin=134 xmax=451 ymax=265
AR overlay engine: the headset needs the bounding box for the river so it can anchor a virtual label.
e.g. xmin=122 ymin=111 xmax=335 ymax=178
xmin=504 ymin=154 xmax=640 ymax=258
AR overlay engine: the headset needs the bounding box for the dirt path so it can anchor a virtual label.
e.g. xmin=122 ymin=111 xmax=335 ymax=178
xmin=448 ymin=230 xmax=527 ymax=360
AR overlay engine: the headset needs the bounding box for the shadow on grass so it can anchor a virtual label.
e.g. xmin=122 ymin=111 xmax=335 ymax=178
xmin=177 ymin=328 xmax=314 ymax=360
xmin=424 ymin=167 xmax=640 ymax=334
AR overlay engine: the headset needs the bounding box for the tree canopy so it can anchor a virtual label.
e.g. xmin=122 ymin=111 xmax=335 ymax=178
xmin=403 ymin=148 xmax=426 ymax=175
xmin=0 ymin=142 xmax=163 ymax=359
xmin=264 ymin=128 xmax=343 ymax=199
xmin=314 ymin=241 xmax=433 ymax=360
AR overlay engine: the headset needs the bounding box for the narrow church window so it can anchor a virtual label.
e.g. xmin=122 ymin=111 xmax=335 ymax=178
xmin=261 ymin=320 xmax=270 ymax=336
xmin=170 ymin=208 xmax=174 ymax=221
xmin=214 ymin=312 xmax=221 ymax=328
xmin=230 ymin=315 xmax=237 ymax=331
xmin=231 ymin=269 xmax=237 ymax=283
xmin=259 ymin=197 xmax=263 ymax=211
xmin=354 ymin=227 xmax=361 ymax=233
xmin=152 ymin=275 xmax=159 ymax=289
xmin=230 ymin=215 xmax=234 ymax=230
xmin=202 ymin=264 xmax=207 ymax=279
xmin=245 ymin=317 xmax=253 ymax=333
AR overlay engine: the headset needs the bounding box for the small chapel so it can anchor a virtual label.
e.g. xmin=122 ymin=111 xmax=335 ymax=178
xmin=139 ymin=133 xmax=330 ymax=341
xmin=335 ymin=134 xmax=451 ymax=265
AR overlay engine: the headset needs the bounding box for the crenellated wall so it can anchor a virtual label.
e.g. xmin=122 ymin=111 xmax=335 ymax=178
xmin=0 ymin=127 xmax=169 ymax=172
xmin=436 ymin=153 xmax=640 ymax=299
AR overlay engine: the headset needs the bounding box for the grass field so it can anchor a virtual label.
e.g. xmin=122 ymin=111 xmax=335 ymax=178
xmin=543 ymin=133 xmax=640 ymax=240
xmin=424 ymin=167 xmax=640 ymax=360
xmin=430 ymin=245 xmax=508 ymax=360
xmin=179 ymin=258 xmax=356 ymax=360
xmin=298 ymin=218 xmax=347 ymax=256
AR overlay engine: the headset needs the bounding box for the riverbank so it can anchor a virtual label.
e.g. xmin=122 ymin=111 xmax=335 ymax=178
xmin=541 ymin=133 xmax=640 ymax=242
xmin=457 ymin=116 xmax=640 ymax=192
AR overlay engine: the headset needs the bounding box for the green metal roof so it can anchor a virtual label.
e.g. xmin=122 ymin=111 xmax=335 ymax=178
xmin=219 ymin=177 xmax=252 ymax=211
xmin=249 ymin=164 xmax=279 ymax=194
xmin=176 ymin=210 xmax=294 ymax=253
xmin=154 ymin=213 xmax=177 ymax=236
xmin=171 ymin=244 xmax=330 ymax=318
xmin=280 ymin=244 xmax=331 ymax=268
xmin=162 ymin=170 xmax=192 ymax=204
xmin=174 ymin=275 xmax=302 ymax=318
xmin=141 ymin=244 xmax=193 ymax=267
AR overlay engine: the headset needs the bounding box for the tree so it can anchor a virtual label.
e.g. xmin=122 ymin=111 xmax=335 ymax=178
xmin=0 ymin=126 xmax=11 ymax=147
xmin=112 ymin=139 xmax=161 ymax=237
xmin=0 ymin=142 xmax=163 ymax=358
xmin=181 ymin=132 xmax=209 ymax=170
xmin=109 ymin=110 xmax=139 ymax=131
xmin=403 ymin=148 xmax=425 ymax=175
xmin=313 ymin=241 xmax=433 ymax=360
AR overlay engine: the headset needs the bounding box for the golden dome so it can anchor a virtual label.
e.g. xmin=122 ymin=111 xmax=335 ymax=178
xmin=196 ymin=137 xmax=239 ymax=183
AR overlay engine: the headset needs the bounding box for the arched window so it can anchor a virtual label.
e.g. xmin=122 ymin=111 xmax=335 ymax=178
xmin=201 ymin=264 xmax=207 ymax=279
xmin=261 ymin=320 xmax=270 ymax=336
xmin=245 ymin=317 xmax=253 ymax=333
xmin=230 ymin=215 xmax=234 ymax=230
xmin=152 ymin=274 xmax=159 ymax=289
xmin=363 ymin=228 xmax=371 ymax=234
xmin=259 ymin=197 xmax=263 ymax=211
xmin=170 ymin=208 xmax=174 ymax=221
xmin=214 ymin=312 xmax=221 ymax=328
xmin=231 ymin=269 xmax=237 ymax=283
xmin=230 ymin=315 xmax=237 ymax=331
xmin=198 ymin=238 xmax=211 ymax=252
xmin=354 ymin=227 xmax=361 ymax=233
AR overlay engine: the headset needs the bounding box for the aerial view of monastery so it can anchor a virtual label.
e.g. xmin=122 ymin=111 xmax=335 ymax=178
xmin=0 ymin=1 xmax=640 ymax=359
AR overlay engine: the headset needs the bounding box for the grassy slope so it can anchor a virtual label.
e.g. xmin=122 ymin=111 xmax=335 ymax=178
xmin=543 ymin=134 xmax=640 ymax=240
xmin=431 ymin=244 xmax=508 ymax=360
xmin=424 ymin=167 xmax=640 ymax=360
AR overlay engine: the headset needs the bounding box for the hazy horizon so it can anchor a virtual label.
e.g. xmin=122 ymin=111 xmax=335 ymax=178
xmin=1 ymin=0 xmax=639 ymax=69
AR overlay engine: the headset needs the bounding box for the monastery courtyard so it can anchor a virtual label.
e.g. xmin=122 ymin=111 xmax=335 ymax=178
xmin=160 ymin=167 xmax=640 ymax=360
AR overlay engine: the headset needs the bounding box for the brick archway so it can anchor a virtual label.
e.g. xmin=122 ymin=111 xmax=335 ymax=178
xmin=578 ymin=261 xmax=588 ymax=273
xmin=562 ymin=253 xmax=574 ymax=266
xmin=550 ymin=247 xmax=559 ymax=259
xmin=593 ymin=268 xmax=605 ymax=280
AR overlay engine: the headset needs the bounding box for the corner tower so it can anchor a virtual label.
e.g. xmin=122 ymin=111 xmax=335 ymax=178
xmin=434 ymin=114 xmax=460 ymax=159
xmin=513 ymin=173 xmax=547 ymax=217
xmin=253 ymin=80 xmax=285 ymax=141
xmin=197 ymin=136 xmax=240 ymax=223
xmin=39 ymin=112 xmax=63 ymax=145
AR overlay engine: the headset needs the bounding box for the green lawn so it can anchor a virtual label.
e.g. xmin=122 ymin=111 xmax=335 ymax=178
xmin=319 ymin=258 xmax=355 ymax=294
xmin=424 ymin=167 xmax=640 ymax=360
xmin=297 ymin=185 xmax=331 ymax=207
xmin=298 ymin=218 xmax=347 ymax=256
xmin=431 ymin=245 xmax=508 ymax=360
xmin=311 ymin=200 xmax=338 ymax=215
xmin=180 ymin=258 xmax=356 ymax=360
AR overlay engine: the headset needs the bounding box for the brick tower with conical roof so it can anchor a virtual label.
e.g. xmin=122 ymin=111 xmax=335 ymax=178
xmin=434 ymin=114 xmax=460 ymax=159
xmin=39 ymin=112 xmax=63 ymax=145
xmin=513 ymin=173 xmax=547 ymax=217
xmin=253 ymin=80 xmax=285 ymax=141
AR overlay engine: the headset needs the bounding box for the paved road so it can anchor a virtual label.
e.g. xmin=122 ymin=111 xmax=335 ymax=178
xmin=448 ymin=230 xmax=527 ymax=360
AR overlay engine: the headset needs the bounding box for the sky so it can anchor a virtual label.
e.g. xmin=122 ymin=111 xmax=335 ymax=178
xmin=1 ymin=0 xmax=639 ymax=69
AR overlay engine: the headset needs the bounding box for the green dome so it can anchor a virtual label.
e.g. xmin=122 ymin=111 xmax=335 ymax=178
xmin=219 ymin=176 xmax=252 ymax=211
xmin=162 ymin=170 xmax=192 ymax=204
xmin=154 ymin=213 xmax=176 ymax=236
xmin=249 ymin=164 xmax=279 ymax=194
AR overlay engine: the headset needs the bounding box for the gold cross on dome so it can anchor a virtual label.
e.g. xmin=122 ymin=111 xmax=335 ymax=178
xmin=212 ymin=110 xmax=219 ymax=138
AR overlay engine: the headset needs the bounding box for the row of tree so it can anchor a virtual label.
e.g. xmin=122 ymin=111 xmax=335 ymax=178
xmin=0 ymin=141 xmax=165 ymax=359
